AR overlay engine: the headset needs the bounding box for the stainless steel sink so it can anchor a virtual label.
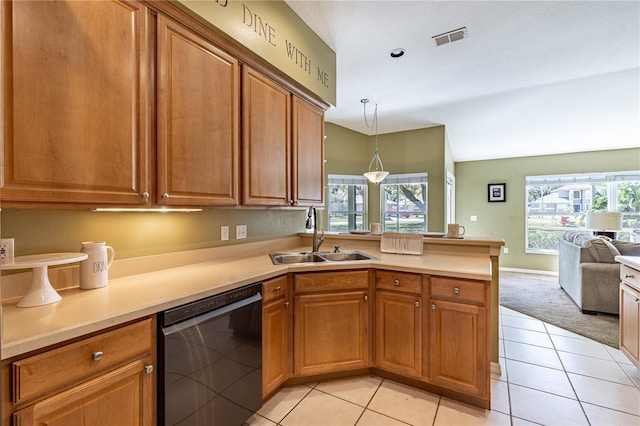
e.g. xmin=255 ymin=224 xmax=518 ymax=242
xmin=270 ymin=253 xmax=326 ymax=264
xmin=269 ymin=250 xmax=376 ymax=265
xmin=319 ymin=252 xmax=372 ymax=261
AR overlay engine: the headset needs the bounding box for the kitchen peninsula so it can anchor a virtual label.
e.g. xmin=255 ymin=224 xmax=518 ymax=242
xmin=2 ymin=234 xmax=503 ymax=422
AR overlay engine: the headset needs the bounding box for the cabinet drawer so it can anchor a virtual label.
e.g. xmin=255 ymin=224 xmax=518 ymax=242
xmin=12 ymin=318 xmax=153 ymax=404
xmin=621 ymin=265 xmax=640 ymax=290
xmin=430 ymin=276 xmax=487 ymax=305
xmin=263 ymin=275 xmax=288 ymax=304
xmin=375 ymin=270 xmax=422 ymax=294
xmin=294 ymin=270 xmax=369 ymax=293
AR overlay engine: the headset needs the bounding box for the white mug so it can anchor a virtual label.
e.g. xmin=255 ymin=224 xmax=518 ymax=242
xmin=447 ymin=224 xmax=465 ymax=238
xmin=80 ymin=241 xmax=115 ymax=289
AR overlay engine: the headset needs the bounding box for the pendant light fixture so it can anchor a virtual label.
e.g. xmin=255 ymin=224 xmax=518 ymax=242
xmin=362 ymin=99 xmax=389 ymax=184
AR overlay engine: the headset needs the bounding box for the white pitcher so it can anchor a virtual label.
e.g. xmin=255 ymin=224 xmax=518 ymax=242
xmin=80 ymin=241 xmax=115 ymax=289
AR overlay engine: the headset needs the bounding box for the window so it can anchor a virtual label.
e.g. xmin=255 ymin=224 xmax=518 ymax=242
xmin=327 ymin=175 xmax=367 ymax=232
xmin=381 ymin=173 xmax=428 ymax=233
xmin=526 ymin=171 xmax=640 ymax=253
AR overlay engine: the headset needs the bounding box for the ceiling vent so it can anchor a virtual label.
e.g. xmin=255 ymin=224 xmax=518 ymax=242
xmin=432 ymin=27 xmax=467 ymax=46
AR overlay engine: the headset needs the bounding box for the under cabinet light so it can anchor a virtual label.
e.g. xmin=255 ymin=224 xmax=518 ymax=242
xmin=92 ymin=208 xmax=202 ymax=213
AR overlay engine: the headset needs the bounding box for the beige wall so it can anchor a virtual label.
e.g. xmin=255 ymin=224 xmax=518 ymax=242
xmin=455 ymin=148 xmax=640 ymax=271
xmin=324 ymin=123 xmax=448 ymax=231
xmin=1 ymin=208 xmax=306 ymax=259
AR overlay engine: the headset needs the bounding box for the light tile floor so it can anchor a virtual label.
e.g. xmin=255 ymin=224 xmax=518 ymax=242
xmin=248 ymin=306 xmax=640 ymax=425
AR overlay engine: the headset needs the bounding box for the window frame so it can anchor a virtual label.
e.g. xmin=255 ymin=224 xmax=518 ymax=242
xmin=326 ymin=174 xmax=368 ymax=232
xmin=525 ymin=171 xmax=640 ymax=254
xmin=380 ymin=173 xmax=428 ymax=233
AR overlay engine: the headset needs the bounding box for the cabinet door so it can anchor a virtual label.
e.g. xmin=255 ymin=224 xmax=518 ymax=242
xmin=429 ymin=299 xmax=488 ymax=397
xmin=262 ymin=297 xmax=289 ymax=398
xmin=157 ymin=15 xmax=240 ymax=206
xmin=242 ymin=67 xmax=291 ymax=206
xmin=375 ymin=291 xmax=421 ymax=377
xmin=1 ymin=0 xmax=151 ymax=206
xmin=292 ymin=96 xmax=324 ymax=206
xmin=294 ymin=291 xmax=369 ymax=376
xmin=13 ymin=358 xmax=153 ymax=426
xmin=620 ymin=283 xmax=640 ymax=366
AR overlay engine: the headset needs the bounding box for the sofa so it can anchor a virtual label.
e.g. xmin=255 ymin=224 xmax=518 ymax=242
xmin=559 ymin=231 xmax=640 ymax=315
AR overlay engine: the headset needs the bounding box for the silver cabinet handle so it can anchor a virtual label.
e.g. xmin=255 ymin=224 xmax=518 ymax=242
xmin=92 ymin=351 xmax=104 ymax=361
xmin=453 ymin=287 xmax=459 ymax=294
xmin=431 ymin=304 xmax=436 ymax=310
xmin=141 ymin=191 xmax=150 ymax=200
xmin=394 ymin=279 xmax=400 ymax=286
xmin=275 ymin=286 xmax=282 ymax=291
xmin=625 ymin=274 xmax=635 ymax=279
xmin=364 ymin=295 xmax=368 ymax=301
xmin=144 ymin=365 xmax=154 ymax=374
xmin=162 ymin=193 xmax=170 ymax=200
xmin=284 ymin=301 xmax=290 ymax=308
xmin=414 ymin=301 xmax=420 ymax=308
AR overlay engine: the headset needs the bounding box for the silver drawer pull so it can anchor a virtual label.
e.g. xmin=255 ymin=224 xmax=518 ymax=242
xmin=453 ymin=287 xmax=460 ymax=294
xmin=275 ymin=286 xmax=282 ymax=291
xmin=284 ymin=301 xmax=290 ymax=308
xmin=431 ymin=304 xmax=436 ymax=310
xmin=394 ymin=279 xmax=400 ymax=286
xmin=92 ymin=351 xmax=104 ymax=361
xmin=625 ymin=274 xmax=635 ymax=279
xmin=414 ymin=301 xmax=420 ymax=308
xmin=144 ymin=365 xmax=154 ymax=374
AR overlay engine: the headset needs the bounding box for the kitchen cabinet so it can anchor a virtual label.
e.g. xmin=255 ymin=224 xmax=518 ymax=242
xmin=620 ymin=264 xmax=640 ymax=367
xmin=292 ymin=96 xmax=325 ymax=206
xmin=262 ymin=275 xmax=291 ymax=398
xmin=157 ymin=14 xmax=240 ymax=206
xmin=293 ymin=270 xmax=370 ymax=376
xmin=3 ymin=318 xmax=155 ymax=425
xmin=374 ymin=271 xmax=422 ymax=378
xmin=429 ymin=276 xmax=489 ymax=401
xmin=242 ymin=67 xmax=324 ymax=207
xmin=1 ymin=0 xmax=152 ymax=206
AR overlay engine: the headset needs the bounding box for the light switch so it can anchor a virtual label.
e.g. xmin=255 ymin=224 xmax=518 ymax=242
xmin=470 ymin=215 xmax=478 ymax=222
xmin=221 ymin=226 xmax=229 ymax=241
xmin=236 ymin=225 xmax=247 ymax=239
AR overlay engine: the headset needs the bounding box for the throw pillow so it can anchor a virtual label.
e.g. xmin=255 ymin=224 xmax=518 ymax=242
xmin=612 ymin=240 xmax=640 ymax=256
xmin=587 ymin=238 xmax=620 ymax=263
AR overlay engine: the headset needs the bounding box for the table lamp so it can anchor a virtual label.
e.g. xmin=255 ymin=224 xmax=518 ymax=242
xmin=585 ymin=210 xmax=623 ymax=239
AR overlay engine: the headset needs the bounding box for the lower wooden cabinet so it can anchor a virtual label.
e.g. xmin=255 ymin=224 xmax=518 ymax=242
xmin=620 ymin=264 xmax=640 ymax=367
xmin=374 ymin=271 xmax=422 ymax=378
xmin=293 ymin=271 xmax=370 ymax=376
xmin=429 ymin=276 xmax=489 ymax=400
xmin=262 ymin=276 xmax=290 ymax=398
xmin=3 ymin=318 xmax=155 ymax=426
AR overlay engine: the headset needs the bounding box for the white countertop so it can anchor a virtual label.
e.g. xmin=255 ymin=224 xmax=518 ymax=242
xmin=2 ymin=236 xmax=501 ymax=360
xmin=616 ymin=255 xmax=640 ymax=271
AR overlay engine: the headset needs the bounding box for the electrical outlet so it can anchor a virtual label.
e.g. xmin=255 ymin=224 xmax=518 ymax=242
xmin=470 ymin=215 xmax=478 ymax=222
xmin=236 ymin=225 xmax=247 ymax=239
xmin=221 ymin=226 xmax=229 ymax=241
xmin=503 ymin=247 xmax=509 ymax=254
xmin=1 ymin=238 xmax=15 ymax=264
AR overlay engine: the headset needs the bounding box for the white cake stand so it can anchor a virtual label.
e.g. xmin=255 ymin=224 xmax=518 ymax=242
xmin=1 ymin=253 xmax=88 ymax=307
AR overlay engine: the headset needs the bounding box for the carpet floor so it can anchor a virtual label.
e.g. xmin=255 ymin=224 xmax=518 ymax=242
xmin=499 ymin=271 xmax=619 ymax=348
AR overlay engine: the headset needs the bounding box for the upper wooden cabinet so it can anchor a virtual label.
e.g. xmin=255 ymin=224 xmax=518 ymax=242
xmin=243 ymin=67 xmax=324 ymax=207
xmin=292 ymin=96 xmax=324 ymax=206
xmin=156 ymin=15 xmax=240 ymax=206
xmin=1 ymin=0 xmax=152 ymax=206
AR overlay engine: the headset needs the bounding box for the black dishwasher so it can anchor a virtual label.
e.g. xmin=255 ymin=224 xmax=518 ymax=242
xmin=158 ymin=283 xmax=262 ymax=426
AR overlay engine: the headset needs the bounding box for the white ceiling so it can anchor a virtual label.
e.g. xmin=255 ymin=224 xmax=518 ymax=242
xmin=285 ymin=1 xmax=640 ymax=162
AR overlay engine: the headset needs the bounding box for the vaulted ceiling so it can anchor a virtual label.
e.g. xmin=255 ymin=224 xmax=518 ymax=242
xmin=285 ymin=1 xmax=640 ymax=162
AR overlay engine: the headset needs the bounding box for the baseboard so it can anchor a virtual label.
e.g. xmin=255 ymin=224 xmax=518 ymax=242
xmin=491 ymin=362 xmax=502 ymax=377
xmin=500 ymin=267 xmax=558 ymax=276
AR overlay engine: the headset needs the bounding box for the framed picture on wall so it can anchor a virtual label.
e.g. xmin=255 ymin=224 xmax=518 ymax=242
xmin=488 ymin=183 xmax=506 ymax=202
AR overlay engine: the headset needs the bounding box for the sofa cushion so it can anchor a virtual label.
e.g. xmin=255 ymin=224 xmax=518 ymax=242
xmin=587 ymin=238 xmax=620 ymax=263
xmin=612 ymin=240 xmax=640 ymax=256
xmin=562 ymin=231 xmax=591 ymax=244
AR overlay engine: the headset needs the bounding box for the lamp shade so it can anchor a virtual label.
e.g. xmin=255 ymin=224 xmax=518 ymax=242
xmin=585 ymin=211 xmax=623 ymax=231
xmin=364 ymin=170 xmax=389 ymax=184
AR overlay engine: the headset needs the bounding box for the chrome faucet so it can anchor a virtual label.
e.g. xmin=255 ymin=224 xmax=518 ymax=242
xmin=306 ymin=206 xmax=325 ymax=253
